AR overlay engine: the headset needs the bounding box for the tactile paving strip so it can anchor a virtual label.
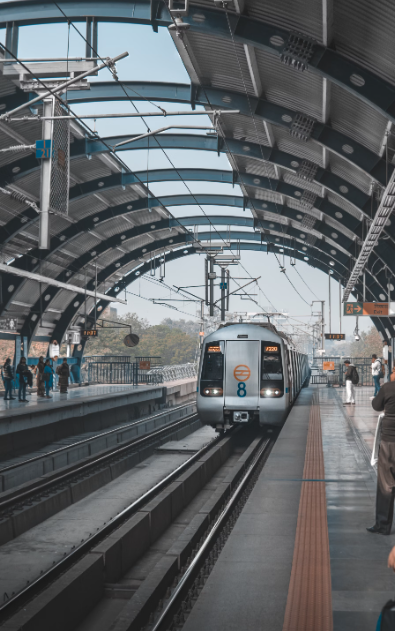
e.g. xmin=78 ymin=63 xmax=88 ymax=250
xmin=282 ymin=391 xmax=333 ymax=631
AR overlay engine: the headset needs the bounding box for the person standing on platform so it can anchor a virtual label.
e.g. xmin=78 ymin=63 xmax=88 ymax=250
xmin=367 ymin=370 xmax=395 ymax=534
xmin=37 ymin=356 xmax=45 ymax=398
xmin=343 ymin=360 xmax=359 ymax=405
xmin=371 ymin=354 xmax=383 ymax=398
xmin=2 ymin=358 xmax=15 ymax=401
xmin=16 ymin=356 xmax=29 ymax=402
xmin=43 ymin=359 xmax=53 ymax=398
xmin=56 ymin=358 xmax=70 ymax=394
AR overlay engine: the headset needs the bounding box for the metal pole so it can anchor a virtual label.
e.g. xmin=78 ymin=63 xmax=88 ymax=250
xmin=199 ymin=301 xmax=204 ymax=352
xmin=205 ymin=257 xmax=209 ymax=306
xmin=339 ymin=280 xmax=342 ymax=334
xmin=328 ymin=273 xmax=331 ymax=334
xmin=39 ymin=96 xmax=54 ymax=249
xmin=321 ymin=300 xmax=325 ymax=354
xmin=94 ymin=263 xmax=97 ymax=330
xmin=209 ymin=258 xmax=214 ymax=317
xmin=220 ymin=267 xmax=226 ymax=322
xmin=226 ymin=269 xmax=230 ymax=311
xmin=363 ymin=272 xmax=366 ymax=302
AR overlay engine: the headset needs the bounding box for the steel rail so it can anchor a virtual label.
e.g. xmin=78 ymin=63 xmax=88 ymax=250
xmin=0 ymin=401 xmax=195 ymax=475
xmin=150 ymin=434 xmax=272 ymax=630
xmin=0 ymin=415 xmax=227 ymax=621
xmin=0 ymin=411 xmax=200 ymax=511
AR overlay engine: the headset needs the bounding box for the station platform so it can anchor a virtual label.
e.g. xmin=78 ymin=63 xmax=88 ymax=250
xmin=0 ymin=379 xmax=197 ymax=460
xmin=182 ymin=385 xmax=395 ymax=631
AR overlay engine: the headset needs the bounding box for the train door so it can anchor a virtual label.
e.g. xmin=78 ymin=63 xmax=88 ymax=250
xmin=224 ymin=341 xmax=259 ymax=411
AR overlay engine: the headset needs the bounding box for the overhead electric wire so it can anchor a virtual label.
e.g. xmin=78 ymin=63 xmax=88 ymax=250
xmin=292 ymin=265 xmax=319 ymax=299
xmin=49 ymin=4 xmax=270 ymax=312
xmin=274 ymin=253 xmax=311 ymax=307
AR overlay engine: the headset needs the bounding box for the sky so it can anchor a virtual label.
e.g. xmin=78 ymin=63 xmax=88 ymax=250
xmin=0 ymin=19 xmax=372 ymax=346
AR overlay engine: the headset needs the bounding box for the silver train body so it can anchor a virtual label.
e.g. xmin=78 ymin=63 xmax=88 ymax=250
xmin=197 ymin=323 xmax=310 ymax=431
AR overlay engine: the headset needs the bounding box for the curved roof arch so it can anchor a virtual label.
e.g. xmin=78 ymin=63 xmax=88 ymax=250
xmin=53 ymin=240 xmax=394 ymax=346
xmin=18 ymin=219 xmax=395 ymax=345
xmin=1 ymin=1 xmax=395 ymax=125
xmin=0 ymin=1 xmax=394 ymax=345
xmin=4 ymin=129 xmax=371 ymax=214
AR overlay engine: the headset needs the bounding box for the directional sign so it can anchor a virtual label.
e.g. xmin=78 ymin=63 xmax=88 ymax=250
xmin=362 ymin=302 xmax=388 ymax=316
xmin=36 ymin=139 xmax=52 ymax=159
xmin=325 ymin=333 xmax=346 ymax=340
xmin=344 ymin=302 xmax=389 ymax=316
xmin=344 ymin=302 xmax=362 ymax=316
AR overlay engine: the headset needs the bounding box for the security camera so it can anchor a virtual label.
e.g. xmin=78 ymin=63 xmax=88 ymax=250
xmin=355 ymin=334 xmax=360 ymax=341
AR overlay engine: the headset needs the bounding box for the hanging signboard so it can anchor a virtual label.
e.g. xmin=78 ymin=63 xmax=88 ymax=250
xmin=344 ymin=302 xmax=389 ymax=316
xmin=0 ymin=317 xmax=18 ymax=331
xmin=82 ymin=329 xmax=98 ymax=337
xmin=323 ymin=361 xmax=335 ymax=371
xmin=325 ymin=333 xmax=346 ymax=340
xmin=49 ymin=342 xmax=60 ymax=358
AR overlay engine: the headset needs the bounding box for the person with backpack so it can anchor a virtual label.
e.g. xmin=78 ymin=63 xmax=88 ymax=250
xmin=16 ymin=356 xmax=29 ymax=402
xmin=372 ymin=354 xmax=384 ymax=398
xmin=367 ymin=369 xmax=395 ymax=535
xmin=343 ymin=360 xmax=359 ymax=405
xmin=2 ymin=358 xmax=15 ymax=401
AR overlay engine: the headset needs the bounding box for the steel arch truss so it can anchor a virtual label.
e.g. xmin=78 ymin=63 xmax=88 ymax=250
xmin=1 ymin=2 xmax=395 ymax=128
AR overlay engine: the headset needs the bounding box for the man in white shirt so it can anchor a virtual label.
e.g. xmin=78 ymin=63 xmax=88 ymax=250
xmin=372 ymin=354 xmax=382 ymax=398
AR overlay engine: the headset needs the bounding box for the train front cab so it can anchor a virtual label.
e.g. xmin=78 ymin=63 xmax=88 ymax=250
xmin=198 ymin=336 xmax=290 ymax=430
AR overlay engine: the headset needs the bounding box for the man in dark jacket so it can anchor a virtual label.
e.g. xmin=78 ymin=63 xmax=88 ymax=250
xmin=16 ymin=356 xmax=29 ymax=402
xmin=3 ymin=358 xmax=15 ymax=400
xmin=343 ymin=360 xmax=359 ymax=405
xmin=367 ymin=374 xmax=395 ymax=534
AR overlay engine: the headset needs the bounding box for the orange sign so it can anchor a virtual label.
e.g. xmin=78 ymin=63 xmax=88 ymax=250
xmin=139 ymin=360 xmax=151 ymax=370
xmin=323 ymin=361 xmax=335 ymax=371
xmin=362 ymin=302 xmax=389 ymax=316
xmin=234 ymin=365 xmax=251 ymax=381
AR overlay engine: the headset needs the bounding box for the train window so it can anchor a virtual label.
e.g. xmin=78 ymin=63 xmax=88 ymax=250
xmin=261 ymin=342 xmax=282 ymax=379
xmin=201 ymin=342 xmax=224 ymax=381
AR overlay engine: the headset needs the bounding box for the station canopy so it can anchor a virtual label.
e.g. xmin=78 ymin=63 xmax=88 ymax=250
xmin=0 ymin=0 xmax=395 ymax=347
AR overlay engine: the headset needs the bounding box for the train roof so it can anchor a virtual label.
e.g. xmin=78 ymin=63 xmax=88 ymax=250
xmin=206 ymin=322 xmax=300 ymax=351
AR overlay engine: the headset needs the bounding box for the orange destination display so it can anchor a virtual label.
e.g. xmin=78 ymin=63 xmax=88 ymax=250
xmin=323 ymin=361 xmax=335 ymax=371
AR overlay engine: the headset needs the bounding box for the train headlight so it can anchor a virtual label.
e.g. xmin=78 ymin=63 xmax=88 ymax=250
xmin=260 ymin=388 xmax=282 ymax=398
xmin=201 ymin=386 xmax=223 ymax=397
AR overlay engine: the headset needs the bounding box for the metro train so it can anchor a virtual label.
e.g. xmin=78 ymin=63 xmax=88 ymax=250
xmin=197 ymin=322 xmax=310 ymax=431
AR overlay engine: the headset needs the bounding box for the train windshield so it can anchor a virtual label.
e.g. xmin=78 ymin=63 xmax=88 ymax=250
xmin=201 ymin=341 xmax=224 ymax=381
xmin=261 ymin=343 xmax=282 ymax=380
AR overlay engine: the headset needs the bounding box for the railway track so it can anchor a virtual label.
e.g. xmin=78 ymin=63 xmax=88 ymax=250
xmin=0 ymin=414 xmax=218 ymax=623
xmin=0 ymin=423 xmax=277 ymax=630
xmin=0 ymin=407 xmax=199 ymax=514
xmin=0 ymin=401 xmax=196 ymax=494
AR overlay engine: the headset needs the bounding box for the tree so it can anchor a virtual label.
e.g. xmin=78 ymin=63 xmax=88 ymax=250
xmin=83 ymin=311 xmax=198 ymax=365
xmin=349 ymin=325 xmax=383 ymax=358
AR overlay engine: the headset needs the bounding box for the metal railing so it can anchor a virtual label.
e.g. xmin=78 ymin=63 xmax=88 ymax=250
xmin=147 ymin=363 xmax=197 ymax=383
xmin=87 ymin=362 xmax=197 ymax=385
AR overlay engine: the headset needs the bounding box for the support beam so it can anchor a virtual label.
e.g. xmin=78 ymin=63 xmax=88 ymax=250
xmin=0 ymin=262 xmax=126 ymax=304
xmin=343 ymin=170 xmax=395 ymax=301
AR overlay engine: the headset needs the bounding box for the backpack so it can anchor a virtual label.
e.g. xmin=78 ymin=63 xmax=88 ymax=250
xmin=351 ymin=367 xmax=359 ymax=385
xmin=377 ymin=599 xmax=395 ymax=630
xmin=377 ymin=359 xmax=385 ymax=379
